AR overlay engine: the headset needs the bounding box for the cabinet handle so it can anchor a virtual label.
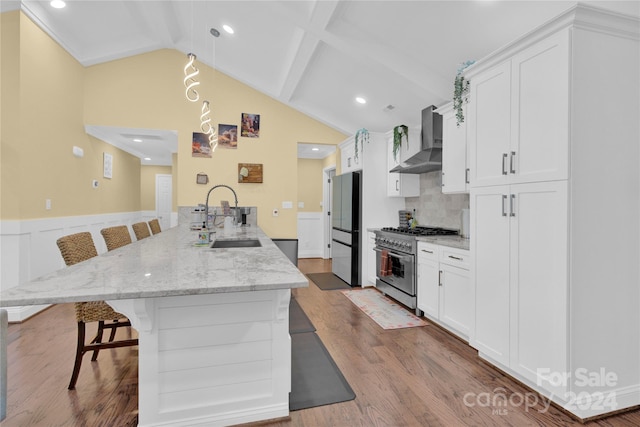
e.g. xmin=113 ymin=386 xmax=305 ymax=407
xmin=421 ymin=249 xmax=434 ymax=254
xmin=439 ymin=270 xmax=443 ymax=286
xmin=396 ymin=179 xmax=399 ymax=191
xmin=510 ymin=151 xmax=516 ymax=174
xmin=441 ymin=172 xmax=445 ymax=187
xmin=465 ymin=168 xmax=470 ymax=184
xmin=510 ymin=194 xmax=516 ymax=217
xmin=502 ymin=195 xmax=508 ymax=216
xmin=448 ymin=255 xmax=463 ymax=261
xmin=502 ymin=153 xmax=508 ymax=175
xmin=348 ymin=158 xmax=351 ymax=167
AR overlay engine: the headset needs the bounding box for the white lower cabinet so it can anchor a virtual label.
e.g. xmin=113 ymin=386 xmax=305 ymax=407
xmin=366 ymin=231 xmax=377 ymax=286
xmin=471 ymin=180 xmax=568 ymax=397
xmin=416 ymin=243 xmax=439 ymax=318
xmin=417 ymin=242 xmax=471 ymax=341
xmin=439 ymin=248 xmax=471 ymax=339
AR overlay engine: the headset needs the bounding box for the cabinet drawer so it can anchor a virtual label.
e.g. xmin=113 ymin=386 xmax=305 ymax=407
xmin=417 ymin=242 xmax=439 ymax=261
xmin=439 ymin=247 xmax=470 ymax=270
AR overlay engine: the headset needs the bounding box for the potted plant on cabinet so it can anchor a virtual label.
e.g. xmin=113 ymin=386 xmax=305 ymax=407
xmin=354 ymin=128 xmax=369 ymax=160
xmin=453 ymin=60 xmax=475 ymax=127
xmin=393 ymin=125 xmax=408 ymax=162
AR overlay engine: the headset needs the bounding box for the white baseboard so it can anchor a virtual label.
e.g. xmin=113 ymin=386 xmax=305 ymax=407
xmin=5 ymin=305 xmax=52 ymax=323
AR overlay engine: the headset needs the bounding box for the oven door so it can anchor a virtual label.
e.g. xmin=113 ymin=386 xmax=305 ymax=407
xmin=374 ymin=247 xmax=415 ymax=296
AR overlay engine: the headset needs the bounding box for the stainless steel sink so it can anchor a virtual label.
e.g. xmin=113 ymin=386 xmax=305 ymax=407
xmin=210 ymin=239 xmax=262 ymax=248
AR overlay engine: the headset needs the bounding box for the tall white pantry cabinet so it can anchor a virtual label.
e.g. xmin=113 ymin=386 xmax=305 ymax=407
xmin=467 ymin=5 xmax=639 ymax=420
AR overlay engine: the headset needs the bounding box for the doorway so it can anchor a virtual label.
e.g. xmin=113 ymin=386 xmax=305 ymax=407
xmin=155 ymin=174 xmax=172 ymax=230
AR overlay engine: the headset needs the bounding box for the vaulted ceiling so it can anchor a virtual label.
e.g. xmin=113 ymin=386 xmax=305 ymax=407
xmin=7 ymin=1 xmax=639 ymax=164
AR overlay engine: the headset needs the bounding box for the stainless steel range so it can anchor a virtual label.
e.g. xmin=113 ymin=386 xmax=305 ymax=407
xmin=374 ymin=226 xmax=458 ymax=314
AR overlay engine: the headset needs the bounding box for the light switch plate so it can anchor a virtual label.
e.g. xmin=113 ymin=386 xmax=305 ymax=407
xmin=298 ymin=201 xmax=304 ymax=208
xmin=282 ymin=201 xmax=293 ymax=209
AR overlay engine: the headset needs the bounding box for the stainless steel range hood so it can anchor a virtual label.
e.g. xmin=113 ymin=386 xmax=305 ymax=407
xmin=390 ymin=105 xmax=443 ymax=174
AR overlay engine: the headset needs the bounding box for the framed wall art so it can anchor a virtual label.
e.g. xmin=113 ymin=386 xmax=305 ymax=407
xmin=218 ymin=124 xmax=238 ymax=149
xmin=192 ymin=132 xmax=212 ymax=158
xmin=241 ymin=113 xmax=260 ymax=138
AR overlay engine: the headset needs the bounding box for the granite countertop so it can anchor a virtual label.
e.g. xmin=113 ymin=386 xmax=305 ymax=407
xmin=416 ymin=235 xmax=470 ymax=251
xmin=0 ymin=225 xmax=308 ymax=307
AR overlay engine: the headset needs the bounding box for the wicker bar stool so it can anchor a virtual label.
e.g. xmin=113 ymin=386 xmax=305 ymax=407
xmin=148 ymin=218 xmax=161 ymax=235
xmin=56 ymin=232 xmax=138 ymax=390
xmin=100 ymin=225 xmax=132 ymax=251
xmin=132 ymin=222 xmax=151 ymax=240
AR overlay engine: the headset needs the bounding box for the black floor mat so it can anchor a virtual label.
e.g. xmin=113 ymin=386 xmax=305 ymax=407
xmin=306 ymin=272 xmax=351 ymax=290
xmin=289 ymin=297 xmax=316 ymax=334
xmin=289 ymin=331 xmax=356 ymax=411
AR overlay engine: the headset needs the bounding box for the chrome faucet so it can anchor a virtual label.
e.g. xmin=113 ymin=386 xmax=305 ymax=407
xmin=204 ymin=184 xmax=239 ymax=231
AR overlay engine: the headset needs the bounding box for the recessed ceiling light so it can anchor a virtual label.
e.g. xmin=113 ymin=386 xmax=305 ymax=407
xmin=50 ymin=0 xmax=66 ymax=8
xmin=222 ymin=24 xmax=234 ymax=34
xmin=133 ymin=138 xmax=142 ymax=142
xmin=144 ymin=157 xmax=151 ymax=161
xmin=355 ymin=97 xmax=366 ymax=104
xmin=312 ymin=148 xmax=320 ymax=151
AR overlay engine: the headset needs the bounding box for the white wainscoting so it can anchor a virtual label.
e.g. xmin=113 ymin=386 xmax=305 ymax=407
xmin=0 ymin=211 xmax=175 ymax=322
xmin=297 ymin=212 xmax=324 ymax=259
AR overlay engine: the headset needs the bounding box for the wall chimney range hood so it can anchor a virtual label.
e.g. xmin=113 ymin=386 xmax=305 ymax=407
xmin=390 ymin=105 xmax=443 ymax=174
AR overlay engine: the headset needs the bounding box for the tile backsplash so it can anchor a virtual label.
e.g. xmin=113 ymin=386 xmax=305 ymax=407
xmin=404 ymin=172 xmax=469 ymax=230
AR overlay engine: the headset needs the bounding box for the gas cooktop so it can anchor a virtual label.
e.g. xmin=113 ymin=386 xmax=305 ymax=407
xmin=380 ymin=226 xmax=459 ymax=236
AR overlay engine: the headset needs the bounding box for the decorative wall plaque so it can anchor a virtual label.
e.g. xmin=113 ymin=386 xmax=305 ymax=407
xmin=238 ymin=163 xmax=263 ymax=183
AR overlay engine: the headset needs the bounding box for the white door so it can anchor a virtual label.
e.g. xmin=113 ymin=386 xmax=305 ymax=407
xmin=440 ymin=264 xmax=471 ymax=339
xmin=416 ymin=250 xmax=440 ymax=318
xmin=155 ymin=174 xmax=172 ymax=230
xmin=509 ymin=180 xmax=568 ymax=396
xmin=510 ymin=31 xmax=569 ymax=185
xmin=442 ymin=106 xmax=468 ymax=193
xmin=471 ymin=185 xmax=510 ymax=365
xmin=468 ymin=61 xmax=511 ymax=188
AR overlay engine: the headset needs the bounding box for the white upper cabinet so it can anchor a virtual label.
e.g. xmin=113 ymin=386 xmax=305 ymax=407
xmin=468 ymin=30 xmax=569 ymax=187
xmin=386 ymin=132 xmax=419 ymax=197
xmin=440 ymin=102 xmax=469 ymax=193
xmin=398 ymin=125 xmax=422 ymax=165
xmin=340 ymin=137 xmax=362 ymax=173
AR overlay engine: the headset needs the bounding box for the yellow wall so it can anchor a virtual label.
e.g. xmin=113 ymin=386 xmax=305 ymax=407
xmin=0 ymin=12 xmax=141 ymax=219
xmin=1 ymin=11 xmax=346 ymax=237
xmin=297 ymin=159 xmax=324 ymax=212
xmin=141 ymin=165 xmax=173 ymax=211
xmin=83 ymin=49 xmax=346 ymax=238
xmin=0 ymin=11 xmax=20 ymax=218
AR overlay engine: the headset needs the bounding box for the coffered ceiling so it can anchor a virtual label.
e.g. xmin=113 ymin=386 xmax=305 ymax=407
xmin=6 ymin=1 xmax=639 ymax=165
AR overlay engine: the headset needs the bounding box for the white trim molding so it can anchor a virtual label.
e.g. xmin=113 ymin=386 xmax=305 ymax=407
xmin=0 ymin=211 xmax=175 ymax=322
xmin=297 ymin=212 xmax=324 ymax=259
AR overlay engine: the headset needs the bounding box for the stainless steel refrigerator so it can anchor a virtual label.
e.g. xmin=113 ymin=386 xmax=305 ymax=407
xmin=331 ymin=171 xmax=361 ymax=286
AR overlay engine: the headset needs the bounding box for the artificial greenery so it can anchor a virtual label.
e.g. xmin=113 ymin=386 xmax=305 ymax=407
xmin=453 ymin=60 xmax=475 ymax=127
xmin=354 ymin=128 xmax=369 ymax=160
xmin=393 ymin=125 xmax=409 ymax=162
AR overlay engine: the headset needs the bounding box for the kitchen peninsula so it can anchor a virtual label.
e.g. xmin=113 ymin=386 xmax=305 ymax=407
xmin=0 ymin=223 xmax=308 ymax=427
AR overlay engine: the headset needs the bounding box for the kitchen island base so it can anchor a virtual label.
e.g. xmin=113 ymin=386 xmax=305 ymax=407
xmin=109 ymin=288 xmax=291 ymax=427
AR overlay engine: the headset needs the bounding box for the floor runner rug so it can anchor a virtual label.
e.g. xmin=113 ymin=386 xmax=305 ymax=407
xmin=306 ymin=272 xmax=351 ymax=290
xmin=342 ymin=288 xmax=427 ymax=330
xmin=289 ymin=297 xmax=316 ymax=334
xmin=290 ymin=331 xmax=356 ymax=410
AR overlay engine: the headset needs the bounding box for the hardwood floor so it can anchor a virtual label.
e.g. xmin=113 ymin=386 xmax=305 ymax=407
xmin=2 ymin=258 xmax=638 ymax=426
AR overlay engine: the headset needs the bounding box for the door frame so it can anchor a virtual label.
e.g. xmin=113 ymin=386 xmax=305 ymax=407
xmin=323 ymin=166 xmax=336 ymax=259
xmin=155 ymin=174 xmax=173 ymax=230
